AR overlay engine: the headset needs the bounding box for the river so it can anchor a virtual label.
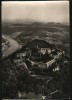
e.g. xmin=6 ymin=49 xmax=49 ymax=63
xmin=2 ymin=35 xmax=21 ymax=59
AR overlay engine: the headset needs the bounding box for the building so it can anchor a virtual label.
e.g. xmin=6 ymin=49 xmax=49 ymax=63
xmin=14 ymin=59 xmax=22 ymax=64
xmin=38 ymin=48 xmax=51 ymax=55
xmin=16 ymin=52 xmax=26 ymax=59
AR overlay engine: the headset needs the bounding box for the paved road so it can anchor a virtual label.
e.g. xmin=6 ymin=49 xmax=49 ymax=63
xmin=2 ymin=35 xmax=21 ymax=59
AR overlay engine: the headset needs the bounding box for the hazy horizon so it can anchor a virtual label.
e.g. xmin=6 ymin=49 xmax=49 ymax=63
xmin=2 ymin=1 xmax=69 ymax=24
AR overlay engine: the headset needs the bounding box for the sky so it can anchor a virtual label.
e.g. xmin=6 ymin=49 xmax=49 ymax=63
xmin=2 ymin=1 xmax=69 ymax=24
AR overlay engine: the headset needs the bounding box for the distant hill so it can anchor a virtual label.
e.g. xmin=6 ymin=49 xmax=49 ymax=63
xmin=2 ymin=20 xmax=69 ymax=33
xmin=2 ymin=19 xmax=38 ymax=24
xmin=31 ymin=22 xmax=44 ymax=25
xmin=2 ymin=19 xmax=69 ymax=26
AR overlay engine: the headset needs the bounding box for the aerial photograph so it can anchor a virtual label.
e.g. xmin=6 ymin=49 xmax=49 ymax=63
xmin=2 ymin=1 xmax=70 ymax=100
